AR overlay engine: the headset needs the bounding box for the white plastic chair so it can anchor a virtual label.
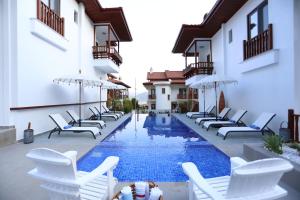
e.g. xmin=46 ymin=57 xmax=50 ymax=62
xmin=102 ymin=105 xmax=124 ymax=116
xmin=182 ymin=157 xmax=293 ymax=200
xmin=186 ymin=105 xmax=215 ymax=118
xmin=27 ymin=148 xmax=119 ymax=200
xmin=195 ymin=107 xmax=231 ymax=125
xmin=217 ymin=112 xmax=276 ymax=140
xmin=49 ymin=114 xmax=100 ymax=139
xmin=203 ymin=109 xmax=247 ymax=131
xmin=67 ymin=110 xmax=106 ymax=129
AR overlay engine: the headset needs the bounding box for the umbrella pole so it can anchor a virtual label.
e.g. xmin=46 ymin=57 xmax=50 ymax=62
xmin=215 ymin=82 xmax=217 ymax=120
xmin=113 ymin=89 xmax=115 ymax=113
xmin=99 ymin=85 xmax=102 ymax=120
xmin=79 ymin=81 xmax=82 ymax=127
xmin=203 ymin=87 xmax=206 ymax=117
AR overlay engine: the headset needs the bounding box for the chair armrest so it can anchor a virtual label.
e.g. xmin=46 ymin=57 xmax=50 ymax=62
xmin=230 ymin=157 xmax=247 ymax=170
xmin=63 ymin=151 xmax=78 ymax=172
xmin=182 ymin=162 xmax=224 ymax=200
xmin=77 ymin=156 xmax=119 ymax=186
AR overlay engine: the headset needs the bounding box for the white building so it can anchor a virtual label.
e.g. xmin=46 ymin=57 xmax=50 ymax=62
xmin=172 ymin=0 xmax=300 ymax=139
xmin=143 ymin=70 xmax=198 ymax=113
xmin=0 ymin=0 xmax=132 ymax=144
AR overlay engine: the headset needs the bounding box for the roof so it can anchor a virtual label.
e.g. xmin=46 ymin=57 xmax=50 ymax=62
xmin=110 ymin=79 xmax=131 ymax=88
xmin=172 ymin=0 xmax=248 ymax=53
xmin=76 ymin=0 xmax=132 ymax=41
xmin=143 ymin=70 xmax=185 ymax=86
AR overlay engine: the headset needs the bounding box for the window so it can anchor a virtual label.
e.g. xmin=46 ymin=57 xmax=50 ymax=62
xmin=162 ymin=88 xmax=165 ymax=94
xmin=168 ymin=95 xmax=170 ymax=100
xmin=151 ymin=89 xmax=155 ymax=95
xmin=179 ymin=88 xmax=186 ymax=96
xmin=228 ymin=29 xmax=233 ymax=43
xmin=151 ymin=104 xmax=156 ymax=110
xmin=41 ymin=0 xmax=60 ymax=15
xmin=74 ymin=10 xmax=78 ymax=24
xmin=247 ymin=1 xmax=268 ymax=39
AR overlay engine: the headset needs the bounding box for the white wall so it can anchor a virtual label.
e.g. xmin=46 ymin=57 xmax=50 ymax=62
xmin=204 ymin=0 xmax=296 ymax=132
xmin=10 ymin=0 xmax=108 ymax=139
xmin=294 ymin=0 xmax=300 ymax=112
xmin=155 ymin=84 xmax=171 ymax=111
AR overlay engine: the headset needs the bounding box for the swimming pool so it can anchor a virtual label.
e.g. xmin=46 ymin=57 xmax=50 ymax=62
xmin=77 ymin=114 xmax=230 ymax=182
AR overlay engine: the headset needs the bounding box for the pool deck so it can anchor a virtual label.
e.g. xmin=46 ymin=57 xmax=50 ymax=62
xmin=0 ymin=113 xmax=299 ymax=199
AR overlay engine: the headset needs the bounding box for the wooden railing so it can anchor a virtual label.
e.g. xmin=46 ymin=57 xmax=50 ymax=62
xmin=183 ymin=62 xmax=213 ymax=79
xmin=37 ymin=0 xmax=64 ymax=36
xmin=243 ymin=24 xmax=273 ymax=60
xmin=148 ymin=94 xmax=156 ymax=100
xmin=177 ymin=94 xmax=187 ymax=99
xmin=288 ymin=109 xmax=300 ymax=142
xmin=92 ymin=45 xmax=123 ymax=66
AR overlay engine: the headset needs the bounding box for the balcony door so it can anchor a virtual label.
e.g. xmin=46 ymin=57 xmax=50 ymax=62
xmin=41 ymin=0 xmax=60 ymax=15
xmin=185 ymin=40 xmax=212 ymax=67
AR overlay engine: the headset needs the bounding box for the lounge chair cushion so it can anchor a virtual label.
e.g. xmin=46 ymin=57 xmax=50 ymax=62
xmin=249 ymin=124 xmax=260 ymax=130
xmin=203 ymin=121 xmax=235 ymax=129
xmin=64 ymin=125 xmax=72 ymax=129
xmin=218 ymin=127 xmax=258 ymax=136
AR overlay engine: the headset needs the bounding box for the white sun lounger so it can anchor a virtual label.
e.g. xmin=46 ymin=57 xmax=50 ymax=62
xmin=27 ymin=148 xmax=119 ymax=200
xmin=95 ymin=106 xmax=121 ymax=119
xmin=49 ymin=113 xmax=100 ymax=139
xmin=67 ymin=110 xmax=106 ymax=129
xmin=203 ymin=109 xmax=247 ymax=131
xmin=186 ymin=105 xmax=215 ymax=118
xmin=102 ymin=105 xmax=125 ymax=116
xmin=89 ymin=107 xmax=118 ymax=121
xmin=182 ymin=157 xmax=293 ymax=200
xmin=217 ymin=112 xmax=276 ymax=140
xmin=195 ymin=107 xmax=231 ymax=125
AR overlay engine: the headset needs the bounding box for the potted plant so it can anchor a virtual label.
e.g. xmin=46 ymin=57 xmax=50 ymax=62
xmin=263 ymin=134 xmax=283 ymax=154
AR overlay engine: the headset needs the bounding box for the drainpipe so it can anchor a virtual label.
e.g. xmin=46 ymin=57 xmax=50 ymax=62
xmin=78 ymin=3 xmax=84 ymax=72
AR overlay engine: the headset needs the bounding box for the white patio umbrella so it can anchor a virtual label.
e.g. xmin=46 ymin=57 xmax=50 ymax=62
xmin=197 ymin=74 xmax=237 ymax=119
xmin=189 ymin=81 xmax=214 ymax=117
xmin=53 ymin=72 xmax=102 ymax=126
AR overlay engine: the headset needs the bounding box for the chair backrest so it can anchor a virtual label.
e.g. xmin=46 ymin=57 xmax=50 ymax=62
xmin=89 ymin=107 xmax=98 ymax=115
xmin=27 ymin=148 xmax=80 ymax=199
xmin=206 ymin=105 xmax=215 ymax=113
xmin=49 ymin=114 xmax=69 ymax=130
xmin=253 ymin=112 xmax=276 ymax=130
xmin=218 ymin=107 xmax=231 ymax=118
xmin=226 ymin=158 xmax=293 ymax=198
xmin=102 ymin=105 xmax=109 ymax=112
xmin=27 ymin=148 xmax=77 ymax=182
xmin=67 ymin=110 xmax=79 ymax=122
xmin=230 ymin=109 xmax=247 ymax=122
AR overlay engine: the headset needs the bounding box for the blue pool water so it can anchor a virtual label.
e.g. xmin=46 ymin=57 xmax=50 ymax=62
xmin=77 ymin=114 xmax=230 ymax=182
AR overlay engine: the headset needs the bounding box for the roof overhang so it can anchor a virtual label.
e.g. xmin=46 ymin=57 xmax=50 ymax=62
xmin=77 ymin=0 xmax=132 ymax=42
xmin=172 ymin=0 xmax=248 ymax=54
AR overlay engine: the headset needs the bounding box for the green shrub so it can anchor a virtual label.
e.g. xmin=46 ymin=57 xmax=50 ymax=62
xmin=264 ymin=135 xmax=283 ymax=154
xmin=123 ymin=99 xmax=133 ymax=113
xmin=179 ymin=102 xmax=188 ymax=113
xmin=112 ymin=100 xmax=123 ymax=111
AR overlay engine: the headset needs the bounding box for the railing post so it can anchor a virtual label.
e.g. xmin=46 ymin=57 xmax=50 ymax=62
xmin=288 ymin=109 xmax=295 ymax=141
xmin=37 ymin=0 xmax=41 ymax=19
xmin=268 ymin=24 xmax=273 ymax=50
xmin=243 ymin=40 xmax=246 ymax=60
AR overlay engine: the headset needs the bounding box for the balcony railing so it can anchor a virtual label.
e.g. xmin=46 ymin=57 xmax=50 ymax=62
xmin=177 ymin=94 xmax=187 ymax=99
xmin=37 ymin=0 xmax=64 ymax=36
xmin=243 ymin=24 xmax=273 ymax=60
xmin=148 ymin=94 xmax=156 ymax=100
xmin=183 ymin=62 xmax=213 ymax=79
xmin=93 ymin=45 xmax=123 ymax=66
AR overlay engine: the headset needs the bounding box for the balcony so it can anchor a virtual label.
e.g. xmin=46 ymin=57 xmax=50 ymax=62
xmin=93 ymin=45 xmax=123 ymax=66
xmin=148 ymin=94 xmax=156 ymax=100
xmin=177 ymin=94 xmax=187 ymax=99
xmin=183 ymin=62 xmax=214 ymax=79
xmin=36 ymin=0 xmax=64 ymax=36
xmin=243 ymin=24 xmax=273 ymax=60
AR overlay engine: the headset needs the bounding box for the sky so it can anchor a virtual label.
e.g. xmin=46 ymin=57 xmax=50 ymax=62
xmin=101 ymin=0 xmax=217 ymax=96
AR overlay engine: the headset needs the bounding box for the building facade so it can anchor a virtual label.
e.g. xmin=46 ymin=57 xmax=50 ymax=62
xmin=173 ymin=0 xmax=300 ymax=136
xmin=0 ymin=0 xmax=132 ymax=143
xmin=143 ymin=70 xmax=198 ymax=113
